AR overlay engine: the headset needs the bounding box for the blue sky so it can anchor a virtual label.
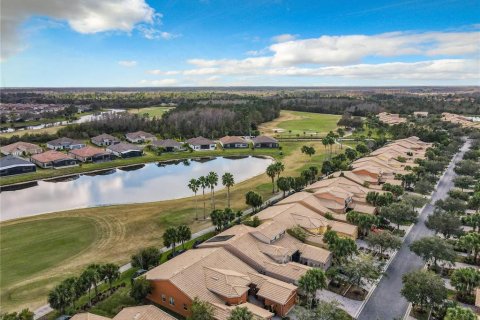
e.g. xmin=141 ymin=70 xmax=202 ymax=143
xmin=1 ymin=0 xmax=479 ymax=87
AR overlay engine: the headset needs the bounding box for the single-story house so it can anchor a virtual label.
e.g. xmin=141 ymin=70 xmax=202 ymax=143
xmin=186 ymin=137 xmax=216 ymax=151
xmin=68 ymin=146 xmax=112 ymax=163
xmin=125 ymin=131 xmax=157 ymax=143
xmin=0 ymin=155 xmax=36 ymax=176
xmin=91 ymin=133 xmax=121 ymax=147
xmin=151 ymin=139 xmax=185 ymax=152
xmin=107 ymin=142 xmax=143 ymax=158
xmin=1 ymin=141 xmax=43 ymax=156
xmin=252 ymin=136 xmax=279 ymax=148
xmin=31 ymin=150 xmax=78 ymax=169
xmin=219 ymin=136 xmax=249 ymax=149
xmin=413 ymin=111 xmax=429 ymax=117
xmin=46 ymin=137 xmax=86 ymax=150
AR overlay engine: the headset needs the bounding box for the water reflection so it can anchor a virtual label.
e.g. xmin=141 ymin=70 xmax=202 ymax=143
xmin=0 ymin=156 xmax=272 ymax=221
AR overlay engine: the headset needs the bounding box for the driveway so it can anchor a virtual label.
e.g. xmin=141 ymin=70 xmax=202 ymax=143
xmin=357 ymin=139 xmax=471 ymax=320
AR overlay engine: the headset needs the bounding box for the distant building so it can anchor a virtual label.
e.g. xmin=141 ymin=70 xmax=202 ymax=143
xmin=219 ymin=136 xmax=249 ymax=149
xmin=1 ymin=141 xmax=43 ymax=156
xmin=0 ymin=155 xmax=36 ymax=176
xmin=46 ymin=137 xmax=85 ymax=150
xmin=252 ymin=136 xmax=279 ymax=148
xmin=152 ymin=139 xmax=185 ymax=152
xmin=377 ymin=112 xmax=407 ymax=125
xmin=31 ymin=150 xmax=78 ymax=169
xmin=91 ymin=133 xmax=121 ymax=147
xmin=413 ymin=111 xmax=429 ymax=117
xmin=125 ymin=131 xmax=157 ymax=143
xmin=186 ymin=137 xmax=216 ymax=151
xmin=107 ymin=142 xmax=143 ymax=158
xmin=68 ymin=146 xmax=111 ymax=163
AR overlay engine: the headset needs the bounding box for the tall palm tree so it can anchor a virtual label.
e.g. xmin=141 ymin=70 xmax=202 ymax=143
xmin=198 ymin=176 xmax=208 ymax=219
xmin=188 ymin=178 xmax=201 ymax=220
xmin=207 ymin=171 xmax=219 ymax=210
xmin=222 ymin=172 xmax=235 ymax=208
xmin=102 ymin=263 xmax=120 ymax=291
xmin=163 ymin=227 xmax=178 ymax=254
xmin=273 ymin=162 xmax=285 ymax=191
xmin=177 ymin=225 xmax=192 ymax=249
xmin=85 ymin=264 xmax=103 ymax=296
xmin=266 ymin=164 xmax=277 ymax=194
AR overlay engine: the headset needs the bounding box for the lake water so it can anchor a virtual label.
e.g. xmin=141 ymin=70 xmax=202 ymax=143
xmin=0 ymin=156 xmax=273 ymax=221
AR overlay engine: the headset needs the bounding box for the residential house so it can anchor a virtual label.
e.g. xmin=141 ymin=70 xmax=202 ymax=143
xmin=200 ymin=223 xmax=332 ymax=274
xmin=69 ymin=146 xmax=111 ymax=163
xmin=31 ymin=150 xmax=78 ymax=169
xmin=126 ymin=131 xmax=157 ymax=143
xmin=377 ymin=112 xmax=407 ymax=125
xmin=71 ymin=305 xmax=176 ymax=320
xmin=252 ymin=136 xmax=279 ymax=148
xmin=1 ymin=141 xmax=43 ymax=156
xmin=152 ymin=139 xmax=185 ymax=152
xmin=91 ymin=133 xmax=121 ymax=147
xmin=146 ymin=247 xmax=295 ymax=319
xmin=413 ymin=111 xmax=428 ymax=117
xmin=0 ymin=155 xmax=36 ymax=176
xmin=219 ymin=136 xmax=249 ymax=149
xmin=107 ymin=143 xmax=143 ymax=158
xmin=186 ymin=137 xmax=216 ymax=151
xmin=46 ymin=137 xmax=85 ymax=150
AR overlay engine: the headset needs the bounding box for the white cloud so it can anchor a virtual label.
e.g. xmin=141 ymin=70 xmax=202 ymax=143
xmin=140 ymin=78 xmax=179 ymax=86
xmin=271 ymin=33 xmax=298 ymax=43
xmin=137 ymin=26 xmax=179 ymax=40
xmin=1 ymin=0 xmax=157 ymax=60
xmin=118 ymin=60 xmax=137 ymax=67
xmin=146 ymin=69 xmax=180 ymax=75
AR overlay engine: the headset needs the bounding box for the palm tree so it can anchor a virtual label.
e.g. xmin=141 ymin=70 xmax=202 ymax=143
xmin=266 ymin=164 xmax=277 ymax=194
xmin=85 ymin=264 xmax=103 ymax=296
xmin=207 ymin=171 xmax=219 ymax=210
xmin=102 ymin=263 xmax=120 ymax=291
xmin=222 ymin=172 xmax=235 ymax=208
xmin=188 ymin=178 xmax=201 ymax=220
xmin=177 ymin=225 xmax=192 ymax=249
xmin=274 ymin=162 xmax=285 ymax=190
xmin=198 ymin=176 xmax=208 ymax=219
xmin=163 ymin=227 xmax=178 ymax=254
xmin=80 ymin=268 xmax=96 ymax=305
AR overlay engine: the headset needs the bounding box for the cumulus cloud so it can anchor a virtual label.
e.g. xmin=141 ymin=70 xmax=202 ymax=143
xmin=118 ymin=60 xmax=137 ymax=67
xmin=137 ymin=26 xmax=179 ymax=40
xmin=1 ymin=0 xmax=157 ymax=60
xmin=146 ymin=69 xmax=180 ymax=75
xmin=271 ymin=33 xmax=298 ymax=43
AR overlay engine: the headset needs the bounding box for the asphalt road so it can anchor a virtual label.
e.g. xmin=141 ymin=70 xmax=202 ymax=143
xmin=357 ymin=139 xmax=471 ymax=320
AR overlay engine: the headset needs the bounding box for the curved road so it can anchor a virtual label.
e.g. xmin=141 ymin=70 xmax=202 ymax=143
xmin=357 ymin=139 xmax=471 ymax=320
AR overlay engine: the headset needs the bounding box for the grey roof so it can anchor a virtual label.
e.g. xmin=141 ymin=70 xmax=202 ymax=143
xmin=91 ymin=133 xmax=120 ymax=143
xmin=186 ymin=136 xmax=215 ymax=145
xmin=47 ymin=137 xmax=84 ymax=146
xmin=125 ymin=131 xmax=156 ymax=139
xmin=107 ymin=142 xmax=142 ymax=153
xmin=0 ymin=155 xmax=35 ymax=168
xmin=152 ymin=139 xmax=183 ymax=148
xmin=253 ymin=135 xmax=278 ymax=144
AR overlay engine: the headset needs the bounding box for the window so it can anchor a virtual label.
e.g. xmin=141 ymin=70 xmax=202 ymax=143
xmin=183 ymin=304 xmax=188 ymax=311
xmin=161 ymin=294 xmax=166 ymax=302
xmin=169 ymin=297 xmax=175 ymax=305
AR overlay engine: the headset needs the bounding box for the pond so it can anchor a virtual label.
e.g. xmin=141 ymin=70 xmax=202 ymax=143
xmin=0 ymin=156 xmax=273 ymax=221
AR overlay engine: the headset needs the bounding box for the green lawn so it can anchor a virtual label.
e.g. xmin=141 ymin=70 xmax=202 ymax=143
xmin=276 ymin=111 xmax=341 ymax=137
xmin=127 ymin=106 xmax=174 ymax=118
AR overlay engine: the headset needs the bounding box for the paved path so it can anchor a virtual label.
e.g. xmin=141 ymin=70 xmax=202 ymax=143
xmin=34 ymin=191 xmax=287 ymax=319
xmin=357 ymin=139 xmax=471 ymax=320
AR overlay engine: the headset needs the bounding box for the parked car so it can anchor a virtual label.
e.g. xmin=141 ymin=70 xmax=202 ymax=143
xmin=131 ymin=269 xmax=147 ymax=279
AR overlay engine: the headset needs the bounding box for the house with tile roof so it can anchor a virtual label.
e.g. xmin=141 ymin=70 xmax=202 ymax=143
xmin=252 ymin=136 xmax=279 ymax=148
xmin=107 ymin=143 xmax=143 ymax=158
xmin=126 ymin=131 xmax=157 ymax=143
xmin=218 ymin=136 xmax=249 ymax=149
xmin=46 ymin=137 xmax=86 ymax=150
xmin=31 ymin=150 xmax=78 ymax=169
xmin=91 ymin=133 xmax=121 ymax=147
xmin=186 ymin=137 xmax=216 ymax=151
xmin=146 ymin=247 xmax=294 ymax=319
xmin=71 ymin=305 xmax=177 ymax=320
xmin=377 ymin=112 xmax=407 ymax=125
xmin=151 ymin=139 xmax=185 ymax=152
xmin=69 ymin=146 xmax=112 ymax=162
xmin=1 ymin=141 xmax=43 ymax=156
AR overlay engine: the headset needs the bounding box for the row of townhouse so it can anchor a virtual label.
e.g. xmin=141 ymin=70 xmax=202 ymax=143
xmin=141 ymin=136 xmax=432 ymax=320
xmin=441 ymin=112 xmax=480 ymax=129
xmin=0 ymin=133 xmax=279 ymax=176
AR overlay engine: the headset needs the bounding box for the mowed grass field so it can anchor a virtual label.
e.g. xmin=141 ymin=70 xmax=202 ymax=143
xmin=127 ymin=106 xmax=174 ymax=118
xmin=0 ymin=112 xmax=342 ymax=312
xmin=259 ymin=110 xmax=341 ymax=137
